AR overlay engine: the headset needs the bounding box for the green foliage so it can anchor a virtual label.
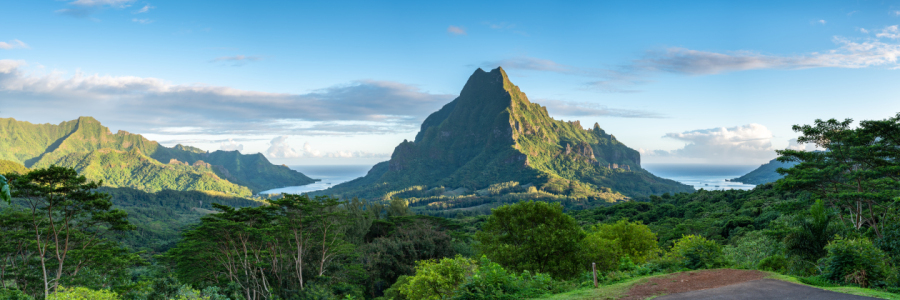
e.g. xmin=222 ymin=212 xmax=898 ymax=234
xmin=449 ymin=257 xmax=556 ymax=300
xmin=875 ymin=221 xmax=900 ymax=268
xmin=822 ymin=237 xmax=890 ymax=288
xmin=0 ymin=160 xmax=29 ymax=175
xmin=4 ymin=166 xmax=141 ymax=299
xmin=400 ymin=255 xmax=477 ymax=300
xmin=723 ymin=231 xmax=781 ymax=269
xmin=668 ymin=235 xmax=724 ymax=270
xmin=0 ymin=174 xmax=10 ymax=204
xmin=101 ymin=187 xmax=262 ymax=254
xmin=579 ymin=234 xmax=620 ymax=272
xmin=360 ymin=215 xmax=460 ymax=297
xmin=757 ymin=255 xmax=788 ymax=272
xmin=167 ymin=194 xmax=360 ymax=299
xmin=776 ymin=113 xmax=900 ymax=238
xmin=587 ymin=220 xmax=658 ymax=264
xmin=47 ymin=286 xmax=119 ymax=300
xmin=476 ymin=201 xmax=585 ymax=279
xmin=0 ymin=116 xmax=314 ymax=195
xmin=0 ymin=288 xmax=34 ymax=300
xmin=783 ymin=200 xmax=837 ymax=262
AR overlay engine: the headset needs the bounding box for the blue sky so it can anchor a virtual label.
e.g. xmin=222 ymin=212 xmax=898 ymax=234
xmin=3 ymin=0 xmax=900 ymax=166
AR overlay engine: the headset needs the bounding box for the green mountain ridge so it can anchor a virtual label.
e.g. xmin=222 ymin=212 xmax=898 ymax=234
xmin=730 ymin=158 xmax=799 ymax=185
xmin=316 ymin=67 xmax=693 ymax=211
xmin=0 ymin=116 xmax=316 ymax=194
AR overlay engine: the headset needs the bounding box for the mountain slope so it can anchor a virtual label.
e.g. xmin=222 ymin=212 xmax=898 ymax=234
xmin=0 ymin=159 xmax=29 ymax=175
xmin=730 ymin=158 xmax=799 ymax=185
xmin=0 ymin=117 xmax=315 ymax=193
xmin=318 ymin=67 xmax=692 ymax=210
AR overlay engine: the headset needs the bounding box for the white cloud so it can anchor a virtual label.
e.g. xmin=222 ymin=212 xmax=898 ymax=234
xmin=638 ymin=36 xmax=900 ymax=74
xmin=541 ymin=100 xmax=663 ymax=118
xmin=134 ymin=4 xmax=153 ymax=13
xmin=0 ymin=59 xmax=455 ymax=135
xmin=219 ymin=138 xmax=244 ymax=152
xmin=0 ymin=40 xmax=29 ymax=50
xmin=786 ymin=138 xmax=819 ymax=151
xmin=131 ymin=18 xmax=152 ymax=24
xmin=484 ymin=27 xmax=900 ymax=92
xmin=892 ymin=10 xmax=900 ymax=16
xmin=877 ymin=25 xmax=900 ymax=39
xmin=817 ymin=20 xmax=826 ymax=25
xmin=644 ymin=124 xmax=776 ymax=164
xmin=266 ymin=136 xmax=302 ymax=158
xmin=447 ymin=26 xmax=466 ymax=35
xmin=265 ymin=136 xmax=388 ymax=159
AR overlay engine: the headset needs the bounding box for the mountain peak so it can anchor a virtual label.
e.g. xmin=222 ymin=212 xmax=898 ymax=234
xmin=325 ymin=68 xmax=693 ymax=205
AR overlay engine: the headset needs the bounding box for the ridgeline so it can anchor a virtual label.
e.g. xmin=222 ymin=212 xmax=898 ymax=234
xmin=0 ymin=116 xmax=316 ymax=195
xmin=316 ymin=67 xmax=693 ymax=213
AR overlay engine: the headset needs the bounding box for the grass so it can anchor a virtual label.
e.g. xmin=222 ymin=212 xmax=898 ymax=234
xmin=529 ymin=273 xmax=669 ymax=300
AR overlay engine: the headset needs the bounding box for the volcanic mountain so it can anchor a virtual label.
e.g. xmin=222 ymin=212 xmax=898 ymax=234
xmin=0 ymin=116 xmax=316 ymax=195
xmin=318 ymin=67 xmax=693 ymax=210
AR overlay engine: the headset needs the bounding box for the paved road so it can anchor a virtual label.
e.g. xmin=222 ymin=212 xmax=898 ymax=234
xmin=656 ymin=279 xmax=879 ymax=300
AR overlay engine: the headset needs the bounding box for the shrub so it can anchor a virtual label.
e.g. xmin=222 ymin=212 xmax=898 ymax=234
xmin=668 ymin=235 xmax=724 ymax=270
xmin=784 ymin=200 xmax=837 ymax=262
xmin=724 ymin=231 xmax=781 ymax=269
xmin=0 ymin=289 xmax=33 ymax=300
xmin=876 ymin=221 xmax=900 ymax=268
xmin=47 ymin=287 xmax=119 ymax=300
xmin=821 ymin=237 xmax=889 ymax=288
xmin=400 ymin=255 xmax=477 ymax=300
xmin=588 ymin=220 xmax=659 ymax=264
xmin=450 ymin=257 xmax=555 ymax=300
xmin=579 ymin=233 xmax=620 ymax=272
xmin=757 ymin=255 xmax=788 ymax=272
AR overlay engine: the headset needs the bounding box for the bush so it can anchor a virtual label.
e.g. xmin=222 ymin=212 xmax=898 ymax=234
xmin=757 ymin=255 xmax=788 ymax=272
xmin=400 ymin=255 xmax=477 ymax=300
xmin=579 ymin=233 xmax=620 ymax=272
xmin=587 ymin=220 xmax=659 ymax=264
xmin=724 ymin=231 xmax=781 ymax=269
xmin=47 ymin=287 xmax=119 ymax=300
xmin=0 ymin=289 xmax=33 ymax=300
xmin=821 ymin=237 xmax=889 ymax=288
xmin=450 ymin=257 xmax=556 ymax=300
xmin=668 ymin=235 xmax=724 ymax=270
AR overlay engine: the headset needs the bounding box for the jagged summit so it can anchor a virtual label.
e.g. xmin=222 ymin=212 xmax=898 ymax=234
xmin=319 ymin=67 xmax=693 ymax=208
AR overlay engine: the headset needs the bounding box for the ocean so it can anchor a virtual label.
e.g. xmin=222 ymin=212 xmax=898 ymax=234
xmin=259 ymin=163 xmax=760 ymax=195
xmin=259 ymin=165 xmax=373 ymax=195
xmin=642 ymin=164 xmax=759 ymax=191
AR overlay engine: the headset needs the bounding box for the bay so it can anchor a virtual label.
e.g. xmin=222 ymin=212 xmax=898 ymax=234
xmin=259 ymin=165 xmax=372 ymax=195
xmin=642 ymin=164 xmax=759 ymax=191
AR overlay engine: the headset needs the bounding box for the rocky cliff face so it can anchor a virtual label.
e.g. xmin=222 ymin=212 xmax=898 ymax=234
xmin=320 ymin=67 xmax=693 ymax=201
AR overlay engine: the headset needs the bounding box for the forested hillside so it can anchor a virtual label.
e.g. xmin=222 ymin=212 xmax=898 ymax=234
xmin=0 ymin=116 xmax=315 ymax=194
xmin=730 ymin=157 xmax=800 ymax=185
xmin=318 ymin=67 xmax=692 ymax=212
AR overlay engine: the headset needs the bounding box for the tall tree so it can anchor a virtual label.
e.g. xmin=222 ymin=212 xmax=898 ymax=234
xmin=8 ymin=166 xmax=134 ymax=299
xmin=475 ymin=201 xmax=585 ymax=279
xmin=776 ymin=114 xmax=900 ymax=238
